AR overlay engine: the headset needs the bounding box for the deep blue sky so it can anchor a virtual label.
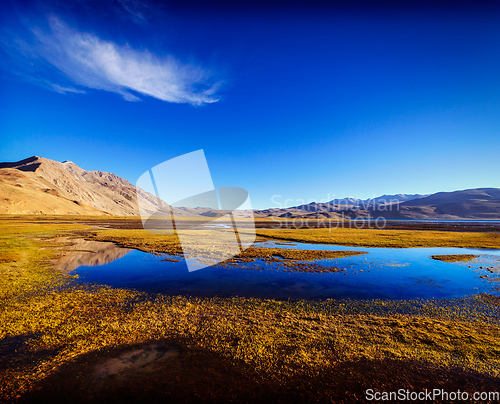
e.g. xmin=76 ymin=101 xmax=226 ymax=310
xmin=1 ymin=0 xmax=499 ymax=209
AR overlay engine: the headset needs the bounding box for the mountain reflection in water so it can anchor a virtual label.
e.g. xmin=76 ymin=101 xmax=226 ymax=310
xmin=52 ymin=238 xmax=132 ymax=274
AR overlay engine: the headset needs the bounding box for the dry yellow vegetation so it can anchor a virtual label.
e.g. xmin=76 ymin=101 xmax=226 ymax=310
xmin=1 ymin=217 xmax=500 ymax=402
xmin=256 ymin=227 xmax=500 ymax=249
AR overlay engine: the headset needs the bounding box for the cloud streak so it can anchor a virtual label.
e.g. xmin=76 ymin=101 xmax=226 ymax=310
xmin=50 ymin=83 xmax=86 ymax=94
xmin=32 ymin=17 xmax=220 ymax=105
xmin=116 ymin=0 xmax=150 ymax=24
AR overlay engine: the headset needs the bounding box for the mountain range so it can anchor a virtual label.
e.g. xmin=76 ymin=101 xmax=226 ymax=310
xmin=254 ymin=189 xmax=500 ymax=220
xmin=0 ymin=156 xmax=499 ymax=219
xmin=327 ymin=194 xmax=428 ymax=207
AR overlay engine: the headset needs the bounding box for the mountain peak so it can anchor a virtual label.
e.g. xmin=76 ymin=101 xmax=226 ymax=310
xmin=0 ymin=155 xmax=163 ymax=216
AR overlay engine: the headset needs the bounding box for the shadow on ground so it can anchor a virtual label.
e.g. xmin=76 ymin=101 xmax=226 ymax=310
xmin=17 ymin=340 xmax=500 ymax=404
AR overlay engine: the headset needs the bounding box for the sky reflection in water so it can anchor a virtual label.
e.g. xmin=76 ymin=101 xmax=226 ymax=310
xmin=67 ymin=239 xmax=500 ymax=301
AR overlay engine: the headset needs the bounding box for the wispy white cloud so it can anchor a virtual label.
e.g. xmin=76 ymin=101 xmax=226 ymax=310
xmin=32 ymin=16 xmax=220 ymax=105
xmin=49 ymin=83 xmax=86 ymax=94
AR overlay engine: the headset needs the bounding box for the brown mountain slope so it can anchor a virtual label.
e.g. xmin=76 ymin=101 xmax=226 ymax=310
xmin=0 ymin=156 xmax=161 ymax=215
xmin=391 ymin=188 xmax=500 ymax=219
xmin=0 ymin=168 xmax=107 ymax=215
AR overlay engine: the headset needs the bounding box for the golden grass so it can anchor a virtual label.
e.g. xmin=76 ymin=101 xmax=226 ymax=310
xmin=218 ymin=247 xmax=366 ymax=273
xmin=431 ymin=254 xmax=480 ymax=263
xmin=81 ymin=228 xmax=183 ymax=255
xmin=0 ymin=220 xmax=89 ymax=237
xmin=233 ymin=247 xmax=365 ymax=261
xmin=1 ymin=218 xmax=500 ymax=401
xmin=256 ymin=228 xmax=500 ymax=249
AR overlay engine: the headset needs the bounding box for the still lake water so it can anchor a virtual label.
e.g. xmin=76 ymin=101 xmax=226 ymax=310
xmin=70 ymin=240 xmax=500 ymax=301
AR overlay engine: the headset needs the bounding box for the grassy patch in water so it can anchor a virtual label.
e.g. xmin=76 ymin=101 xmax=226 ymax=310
xmin=235 ymin=247 xmax=365 ymax=261
xmin=431 ymin=254 xmax=480 ymax=262
xmin=220 ymin=248 xmax=365 ymax=273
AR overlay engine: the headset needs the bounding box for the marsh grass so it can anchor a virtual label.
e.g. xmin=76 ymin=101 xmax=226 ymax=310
xmin=1 ymin=218 xmax=500 ymax=402
xmin=256 ymin=228 xmax=500 ymax=249
xmin=234 ymin=247 xmax=365 ymax=261
xmin=79 ymin=229 xmax=183 ymax=255
xmin=217 ymin=248 xmax=366 ymax=273
xmin=431 ymin=255 xmax=481 ymax=262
